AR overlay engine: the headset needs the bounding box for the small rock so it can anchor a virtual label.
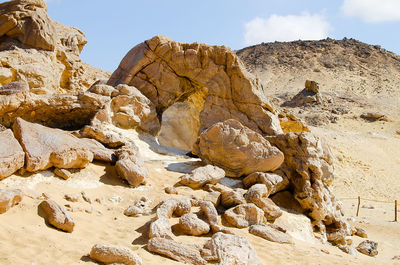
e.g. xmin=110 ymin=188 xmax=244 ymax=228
xmin=178 ymin=213 xmax=210 ymax=236
xmin=95 ymin=197 xmax=104 ymax=204
xmin=353 ymin=227 xmax=368 ymax=238
xmin=54 ymin=168 xmax=72 ymax=180
xmin=392 ymin=255 xmax=400 ymax=260
xmin=219 ymin=187 xmax=246 ymax=208
xmin=224 ymin=203 xmax=265 ymax=228
xmin=249 ymin=224 xmax=293 ymax=244
xmin=147 ymin=237 xmax=206 ymax=265
xmin=164 ymin=186 xmax=178 ymax=194
xmin=338 ymin=244 xmax=358 ymax=256
xmin=64 ymin=194 xmax=79 ymax=202
xmin=244 ymin=184 xmax=282 ymax=221
xmin=360 ymin=112 xmax=387 ymax=122
xmin=81 ymin=191 xmax=92 ymax=204
xmin=39 ymin=200 xmax=75 ymax=233
xmin=124 ymin=197 xmax=151 ymax=217
xmin=203 ymin=191 xmax=221 ymax=207
xmin=0 ymin=189 xmax=22 ymax=214
xmin=109 ymin=195 xmax=123 ymax=204
xmin=90 ymin=243 xmax=142 ymax=265
xmin=85 ymin=207 xmax=93 ymax=214
xmin=361 ymin=204 xmax=374 ymax=209
xmin=179 ymin=165 xmax=225 ymax=189
xmin=356 ymin=240 xmax=378 ymax=257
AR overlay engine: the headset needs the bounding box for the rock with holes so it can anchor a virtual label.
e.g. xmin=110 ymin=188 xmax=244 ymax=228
xmin=249 ymin=224 xmax=294 ymax=244
xmin=201 ymin=232 xmax=262 ymax=265
xmin=147 ymin=237 xmax=206 ymax=265
xmin=149 ymin=198 xmax=192 ymax=239
xmin=193 ymin=119 xmax=284 ymax=177
xmin=0 ymin=129 xmax=25 ymax=179
xmin=108 ymin=36 xmax=282 ymax=145
xmin=244 ymin=184 xmax=282 ymax=221
xmin=178 ymin=212 xmax=210 ymax=236
xmin=115 ymin=148 xmax=148 ymax=187
xmin=179 ymin=165 xmax=225 ymax=189
xmin=13 ymin=118 xmax=93 ymax=172
xmin=0 ymin=189 xmax=22 ymax=214
xmin=266 ymin=132 xmax=351 ymax=243
xmin=39 ymin=199 xmax=75 ymax=232
xmin=90 ymin=243 xmax=142 ymax=265
xmin=356 ymin=240 xmax=378 ymax=257
xmin=224 ymin=203 xmax=265 ymax=228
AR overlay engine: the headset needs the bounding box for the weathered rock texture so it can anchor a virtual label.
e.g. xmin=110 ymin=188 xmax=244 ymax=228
xmin=108 ymin=35 xmax=283 ymax=145
xmin=223 ymin=203 xmax=265 ymax=228
xmin=193 ymin=119 xmax=284 ymax=177
xmin=115 ymin=148 xmax=148 ymax=187
xmin=249 ymin=224 xmax=294 ymax=244
xmin=244 ymin=184 xmax=282 ymax=221
xmin=0 ymin=129 xmax=24 ymax=179
xmin=90 ymin=244 xmax=142 ymax=265
xmin=356 ymin=240 xmax=378 ymax=257
xmin=266 ymin=132 xmax=351 ymax=243
xmin=0 ymin=189 xmax=22 ymax=214
xmin=178 ymin=212 xmax=210 ymax=236
xmin=201 ymin=232 xmax=262 ymax=265
xmin=0 ymin=91 xmax=108 ymax=130
xmin=198 ymin=201 xmax=232 ymax=234
xmin=147 ymin=237 xmax=206 ymax=265
xmin=179 ymin=165 xmax=225 ymax=189
xmin=13 ymin=118 xmax=93 ymax=172
xmin=39 ymin=199 xmax=75 ymax=232
xmin=0 ymin=0 xmax=109 ymax=93
xmin=243 ymin=171 xmax=289 ymax=195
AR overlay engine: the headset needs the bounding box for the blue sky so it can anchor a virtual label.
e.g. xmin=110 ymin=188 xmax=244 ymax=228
xmin=41 ymin=0 xmax=400 ymax=72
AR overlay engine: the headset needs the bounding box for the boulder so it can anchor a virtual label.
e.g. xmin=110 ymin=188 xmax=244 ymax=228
xmin=13 ymin=118 xmax=93 ymax=172
xmin=90 ymin=243 xmax=142 ymax=265
xmin=0 ymin=129 xmax=25 ymax=179
xmin=266 ymin=132 xmax=351 ymax=243
xmin=244 ymin=184 xmax=282 ymax=221
xmin=79 ymin=137 xmax=116 ymax=163
xmin=201 ymin=232 xmax=262 ymax=265
xmin=224 ymin=203 xmax=265 ymax=228
xmin=219 ymin=187 xmax=246 ymax=208
xmin=115 ymin=148 xmax=148 ymax=187
xmin=249 ymin=224 xmax=294 ymax=244
xmin=39 ymin=199 xmax=75 ymax=232
xmin=158 ymin=102 xmax=201 ymax=151
xmin=179 ymin=165 xmax=225 ymax=189
xmin=0 ymin=189 xmax=22 ymax=214
xmin=202 ymin=191 xmax=221 ymax=207
xmin=178 ymin=213 xmax=210 ymax=236
xmin=243 ymin=171 xmax=289 ymax=195
xmin=0 ymin=0 xmax=109 ymax=93
xmin=147 ymin=237 xmax=206 ymax=265
xmin=79 ymin=124 xmax=126 ymax=148
xmin=149 ymin=198 xmax=192 ymax=239
xmin=193 ymin=119 xmax=284 ymax=177
xmin=356 ymin=240 xmax=378 ymax=257
xmin=283 ymin=80 xmax=322 ymax=107
xmin=108 ymin=36 xmax=282 ymax=143
xmin=199 ymin=200 xmax=232 ymax=234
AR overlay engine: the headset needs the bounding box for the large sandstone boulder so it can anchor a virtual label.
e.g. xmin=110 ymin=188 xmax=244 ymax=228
xmin=266 ymin=132 xmax=351 ymax=243
xmin=193 ymin=119 xmax=284 ymax=177
xmin=0 ymin=0 xmax=109 ymax=93
xmin=108 ymin=36 xmax=282 ymax=145
xmin=201 ymin=232 xmax=262 ymax=265
xmin=0 ymin=91 xmax=108 ymax=130
xmin=13 ymin=118 xmax=93 ymax=172
xmin=0 ymin=129 xmax=25 ymax=179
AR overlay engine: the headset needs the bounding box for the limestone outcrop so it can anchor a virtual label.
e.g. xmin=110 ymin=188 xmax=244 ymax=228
xmin=0 ymin=0 xmax=109 ymax=93
xmin=108 ymin=35 xmax=282 ymax=147
xmin=13 ymin=118 xmax=93 ymax=172
xmin=90 ymin=244 xmax=143 ymax=265
xmin=266 ymin=132 xmax=351 ymax=243
xmin=193 ymin=119 xmax=284 ymax=177
xmin=0 ymin=129 xmax=25 ymax=179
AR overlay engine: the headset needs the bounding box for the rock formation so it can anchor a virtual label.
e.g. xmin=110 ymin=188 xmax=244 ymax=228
xmin=0 ymin=129 xmax=25 ymax=179
xmin=178 ymin=212 xmax=210 ymax=236
xmin=179 ymin=165 xmax=225 ymax=189
xmin=115 ymin=148 xmax=148 ymax=187
xmin=90 ymin=243 xmax=143 ymax=265
xmin=249 ymin=224 xmax=294 ymax=244
xmin=0 ymin=0 xmax=109 ymax=93
xmin=223 ymin=203 xmax=265 ymax=228
xmin=13 ymin=118 xmax=93 ymax=172
xmin=193 ymin=119 xmax=284 ymax=177
xmin=244 ymin=184 xmax=282 ymax=221
xmin=107 ymin=35 xmax=283 ymax=149
xmin=356 ymin=240 xmax=378 ymax=257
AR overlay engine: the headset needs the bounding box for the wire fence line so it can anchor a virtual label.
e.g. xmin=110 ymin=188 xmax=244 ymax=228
xmin=338 ymin=197 xmax=396 ymax=204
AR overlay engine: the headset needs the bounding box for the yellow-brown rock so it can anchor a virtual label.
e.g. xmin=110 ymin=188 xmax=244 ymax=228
xmin=108 ymin=36 xmax=282 ymax=148
xmin=0 ymin=129 xmax=25 ymax=179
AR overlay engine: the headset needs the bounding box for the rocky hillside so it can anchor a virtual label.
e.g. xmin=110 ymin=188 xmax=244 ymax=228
xmin=237 ymin=38 xmax=400 ymax=100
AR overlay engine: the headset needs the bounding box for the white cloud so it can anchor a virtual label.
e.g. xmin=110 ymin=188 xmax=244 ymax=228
xmin=342 ymin=0 xmax=400 ymax=22
xmin=244 ymin=12 xmax=331 ymax=45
